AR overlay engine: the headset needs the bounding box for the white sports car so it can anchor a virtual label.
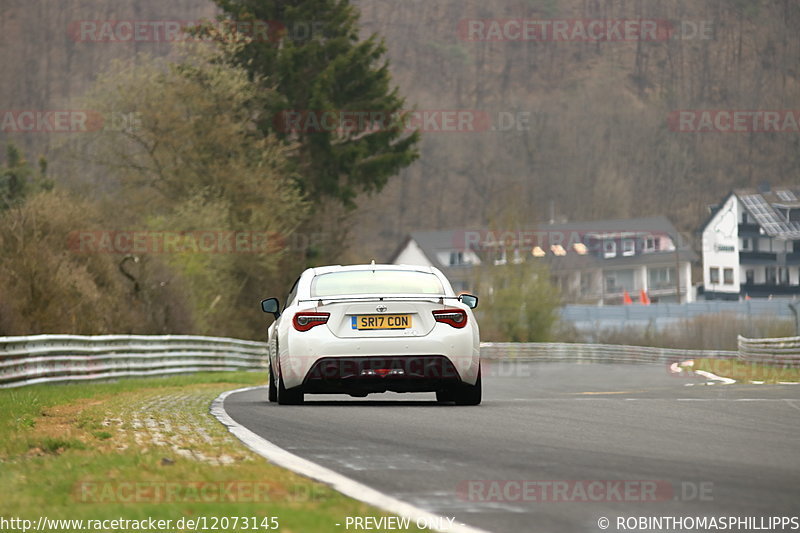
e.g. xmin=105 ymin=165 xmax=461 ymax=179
xmin=261 ymin=263 xmax=481 ymax=405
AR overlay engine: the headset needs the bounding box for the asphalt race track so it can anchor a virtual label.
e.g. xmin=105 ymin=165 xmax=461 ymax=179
xmin=223 ymin=363 xmax=800 ymax=533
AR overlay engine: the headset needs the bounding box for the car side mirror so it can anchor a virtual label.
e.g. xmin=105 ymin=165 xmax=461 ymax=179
xmin=261 ymin=298 xmax=281 ymax=319
xmin=460 ymin=294 xmax=478 ymax=309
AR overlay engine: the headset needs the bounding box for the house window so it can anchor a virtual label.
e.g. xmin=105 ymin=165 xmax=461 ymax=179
xmin=709 ymin=267 xmax=720 ymax=284
xmin=606 ymin=275 xmax=618 ymax=292
xmin=644 ymin=237 xmax=658 ymax=252
xmin=449 ymin=251 xmax=464 ymax=266
xmin=580 ymin=272 xmax=593 ymax=295
xmin=605 ymin=270 xmax=634 ymax=293
xmin=741 ymin=238 xmax=750 ymax=250
xmin=647 ymin=267 xmax=675 ymax=289
xmin=603 ymin=240 xmax=617 ymax=258
xmin=765 ymin=267 xmax=777 ymax=284
xmin=779 ymin=267 xmax=790 ymax=285
xmin=745 ymin=269 xmax=755 ymax=284
xmin=648 ymin=267 xmax=674 ymax=289
xmin=741 ymin=212 xmax=749 ymax=224
xmin=622 ymin=239 xmax=635 ymax=256
xmin=723 ymin=268 xmax=734 ymax=285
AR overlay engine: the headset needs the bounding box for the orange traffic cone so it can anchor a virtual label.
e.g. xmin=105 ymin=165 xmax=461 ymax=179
xmin=639 ymin=289 xmax=651 ymax=305
xmin=623 ymin=290 xmax=633 ymax=305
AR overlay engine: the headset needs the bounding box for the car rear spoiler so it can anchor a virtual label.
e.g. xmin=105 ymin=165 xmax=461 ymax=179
xmin=298 ymin=293 xmax=479 ymax=309
xmin=299 ymin=295 xmax=463 ymax=305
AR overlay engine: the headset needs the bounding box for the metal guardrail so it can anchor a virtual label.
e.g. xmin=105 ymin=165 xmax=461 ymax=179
xmin=1 ymin=334 xmax=797 ymax=389
xmin=480 ymin=342 xmax=738 ymax=365
xmin=738 ymin=335 xmax=800 ymax=368
xmin=0 ymin=334 xmax=268 ymax=389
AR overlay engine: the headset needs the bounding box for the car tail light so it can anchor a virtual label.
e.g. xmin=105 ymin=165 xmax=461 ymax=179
xmin=293 ymin=312 xmax=330 ymax=332
xmin=432 ymin=309 xmax=468 ymax=328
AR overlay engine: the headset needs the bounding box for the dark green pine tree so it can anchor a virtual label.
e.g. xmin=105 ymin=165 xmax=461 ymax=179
xmin=0 ymin=144 xmax=52 ymax=211
xmin=206 ymin=0 xmax=420 ymax=208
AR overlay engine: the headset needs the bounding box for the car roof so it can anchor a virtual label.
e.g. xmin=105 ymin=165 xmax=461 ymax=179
xmin=308 ymin=264 xmax=438 ymax=276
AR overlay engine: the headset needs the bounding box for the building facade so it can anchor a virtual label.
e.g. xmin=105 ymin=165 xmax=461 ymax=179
xmin=390 ymin=216 xmax=695 ymax=304
xmin=701 ymin=187 xmax=800 ymax=300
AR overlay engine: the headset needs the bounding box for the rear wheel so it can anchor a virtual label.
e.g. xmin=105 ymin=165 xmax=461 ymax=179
xmin=277 ymin=367 xmax=304 ymax=405
xmin=453 ymin=369 xmax=481 ymax=406
xmin=268 ymin=362 xmax=277 ymax=403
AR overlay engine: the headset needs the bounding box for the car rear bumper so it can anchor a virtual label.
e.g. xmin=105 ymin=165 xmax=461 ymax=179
xmin=278 ymin=331 xmax=480 ymax=390
xmin=301 ymin=355 xmax=463 ymax=394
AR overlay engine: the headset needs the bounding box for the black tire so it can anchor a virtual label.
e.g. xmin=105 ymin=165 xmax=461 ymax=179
xmin=277 ymin=367 xmax=304 ymax=405
xmin=268 ymin=362 xmax=277 ymax=403
xmin=453 ymin=369 xmax=481 ymax=406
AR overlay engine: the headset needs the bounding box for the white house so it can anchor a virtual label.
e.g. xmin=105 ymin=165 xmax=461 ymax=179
xmin=700 ymin=186 xmax=800 ymax=300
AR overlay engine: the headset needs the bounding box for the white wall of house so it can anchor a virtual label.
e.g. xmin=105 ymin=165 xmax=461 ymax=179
xmin=683 ymin=261 xmax=694 ymax=302
xmin=393 ymin=240 xmax=433 ymax=267
xmin=702 ymin=194 xmax=741 ymax=294
xmin=637 ymin=265 xmax=648 ymax=292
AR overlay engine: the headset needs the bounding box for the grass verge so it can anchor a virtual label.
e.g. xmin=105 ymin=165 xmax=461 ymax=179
xmin=0 ymin=372 xmax=424 ymax=532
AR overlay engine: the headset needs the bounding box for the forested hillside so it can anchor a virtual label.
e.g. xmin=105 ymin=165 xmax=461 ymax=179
xmin=2 ymin=0 xmax=799 ymax=261
xmin=352 ymin=0 xmax=800 ymax=258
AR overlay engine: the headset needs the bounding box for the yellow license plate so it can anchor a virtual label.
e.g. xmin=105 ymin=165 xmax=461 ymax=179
xmin=352 ymin=314 xmax=411 ymax=330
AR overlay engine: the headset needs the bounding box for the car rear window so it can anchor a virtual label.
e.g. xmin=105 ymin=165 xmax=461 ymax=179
xmin=311 ymin=270 xmax=444 ymax=297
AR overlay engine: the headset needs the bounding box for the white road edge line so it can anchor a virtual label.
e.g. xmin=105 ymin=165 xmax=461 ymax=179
xmin=693 ymin=370 xmax=736 ymax=385
xmin=210 ymin=387 xmax=491 ymax=533
xmin=671 ymin=360 xmax=736 ymax=385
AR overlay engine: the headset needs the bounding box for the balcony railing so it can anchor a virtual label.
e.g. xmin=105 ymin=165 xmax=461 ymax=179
xmin=739 ymin=251 xmax=777 ymax=263
xmin=741 ymin=282 xmax=800 ymax=296
xmin=738 ymin=223 xmax=761 ymax=235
